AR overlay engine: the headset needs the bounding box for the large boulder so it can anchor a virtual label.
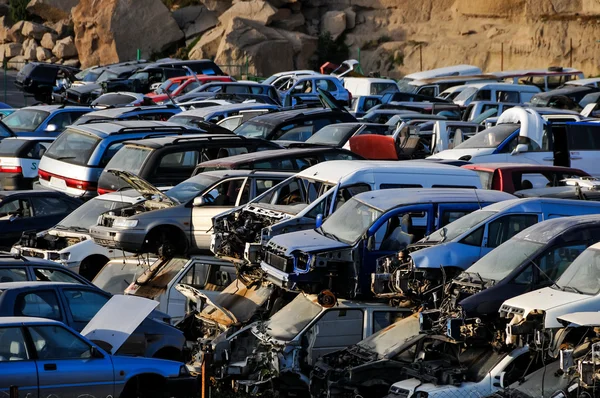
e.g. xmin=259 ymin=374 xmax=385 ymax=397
xmin=188 ymin=26 xmax=223 ymax=59
xmin=455 ymin=0 xmax=526 ymax=17
xmin=40 ymin=32 xmax=57 ymax=49
xmin=72 ymin=0 xmax=184 ymax=68
xmin=21 ymin=21 xmax=52 ymax=40
xmin=4 ymin=42 xmax=22 ymax=58
xmin=8 ymin=21 xmax=25 ymax=43
xmin=271 ymin=11 xmax=305 ymax=31
xmin=44 ymin=19 xmax=71 ymax=38
xmin=36 ymin=45 xmax=51 ymax=61
xmin=23 ymin=40 xmax=38 ymax=61
xmin=321 ymin=10 xmax=346 ymax=39
xmin=203 ymin=0 xmax=232 ymax=13
xmin=26 ymin=0 xmax=79 ymax=22
xmin=218 ymin=0 xmax=278 ymax=26
xmin=52 ymin=36 xmax=76 ymax=58
xmin=7 ymin=55 xmax=27 ymax=70
xmin=173 ymin=5 xmax=218 ymax=40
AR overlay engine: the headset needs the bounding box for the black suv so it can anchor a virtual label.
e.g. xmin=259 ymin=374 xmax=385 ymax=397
xmin=97 ymin=134 xmax=282 ymax=193
xmin=15 ymin=63 xmax=80 ymax=103
xmin=234 ymin=107 xmax=357 ymax=141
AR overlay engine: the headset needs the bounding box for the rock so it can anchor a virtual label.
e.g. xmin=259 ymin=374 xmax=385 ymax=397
xmin=345 ymin=7 xmax=356 ymax=30
xmin=268 ymin=0 xmax=298 ymax=7
xmin=188 ymin=26 xmax=223 ymax=59
xmin=0 ymin=45 xmax=5 ymax=63
xmin=44 ymin=19 xmax=71 ymax=38
xmin=321 ymin=10 xmax=346 ymax=40
xmin=271 ymin=12 xmax=305 ymax=31
xmin=203 ymin=0 xmax=232 ymax=14
xmin=455 ymin=0 xmax=526 ymax=17
xmin=172 ymin=5 xmax=203 ymax=28
xmin=4 ymin=42 xmax=22 ymax=58
xmin=63 ymin=58 xmax=79 ymax=67
xmin=36 ymin=45 xmax=51 ymax=61
xmin=40 ymin=32 xmax=57 ymax=49
xmin=218 ymin=0 xmax=278 ymax=26
xmin=23 ymin=40 xmax=37 ymax=60
xmin=52 ymin=36 xmax=76 ymax=58
xmin=26 ymin=0 xmax=79 ymax=22
xmin=7 ymin=55 xmax=27 ymax=70
xmin=72 ymin=0 xmax=184 ymax=68
xmin=8 ymin=22 xmax=25 ymax=43
xmin=0 ymin=16 xmax=10 ymax=44
xmin=21 ymin=21 xmax=51 ymax=40
xmin=173 ymin=5 xmax=218 ymax=40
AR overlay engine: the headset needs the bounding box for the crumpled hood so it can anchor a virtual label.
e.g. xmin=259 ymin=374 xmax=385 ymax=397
xmin=267 ymin=229 xmax=349 ymax=255
xmin=410 ymin=242 xmax=468 ymax=269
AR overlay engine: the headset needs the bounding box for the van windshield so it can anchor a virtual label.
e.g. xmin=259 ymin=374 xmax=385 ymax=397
xmin=453 ymin=124 xmax=519 ymax=149
xmin=397 ymin=78 xmax=417 ymax=93
xmin=44 ymin=128 xmax=101 ymax=166
xmin=3 ymin=109 xmax=50 ymax=132
xmin=318 ymin=198 xmax=382 ymax=245
xmin=105 ymin=145 xmax=152 ymax=175
xmin=424 ymin=210 xmax=496 ymax=243
xmin=454 ymin=87 xmax=478 ymax=103
xmin=555 ymin=247 xmax=600 ymax=295
xmin=264 ymin=294 xmax=322 ymax=341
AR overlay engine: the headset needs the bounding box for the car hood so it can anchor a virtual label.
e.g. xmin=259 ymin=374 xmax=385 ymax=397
xmin=82 ymin=295 xmax=158 ymax=354
xmin=502 ymin=287 xmax=587 ymax=315
xmin=267 ymin=229 xmax=350 ymax=255
xmin=410 ymin=242 xmax=469 ymax=269
xmin=68 ymin=83 xmax=101 ymax=95
xmin=107 ymin=169 xmax=176 ymax=205
xmin=428 ymin=147 xmax=496 ymax=160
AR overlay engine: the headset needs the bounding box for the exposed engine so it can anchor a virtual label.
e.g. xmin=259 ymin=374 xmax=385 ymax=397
xmin=17 ymin=231 xmax=84 ymax=252
xmin=97 ymin=200 xmax=172 ymax=228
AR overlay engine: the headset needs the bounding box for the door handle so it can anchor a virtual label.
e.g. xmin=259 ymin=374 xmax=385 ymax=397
xmin=44 ymin=363 xmax=57 ymax=371
xmin=542 ymin=157 xmax=554 ymax=161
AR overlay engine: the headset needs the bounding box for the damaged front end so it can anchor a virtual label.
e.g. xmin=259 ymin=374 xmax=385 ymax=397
xmin=13 ymin=229 xmax=87 ymax=265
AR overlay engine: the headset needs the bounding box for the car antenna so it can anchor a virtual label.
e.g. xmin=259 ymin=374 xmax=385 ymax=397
xmin=473 ymin=188 xmax=482 ymax=210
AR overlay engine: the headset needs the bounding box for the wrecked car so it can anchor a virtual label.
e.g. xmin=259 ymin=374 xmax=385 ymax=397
xmin=12 ymin=188 xmax=150 ymax=280
xmin=0 ymin=281 xmax=185 ymax=360
xmin=259 ymin=188 xmax=512 ymax=299
xmin=90 ymin=169 xmax=291 ymax=256
xmin=208 ymin=293 xmax=408 ymax=395
xmin=372 ymin=198 xmax=600 ymax=303
xmin=211 ymin=160 xmax=483 ymax=262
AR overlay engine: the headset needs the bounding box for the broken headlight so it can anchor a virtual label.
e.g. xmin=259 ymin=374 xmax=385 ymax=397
xmin=113 ymin=219 xmax=138 ymax=228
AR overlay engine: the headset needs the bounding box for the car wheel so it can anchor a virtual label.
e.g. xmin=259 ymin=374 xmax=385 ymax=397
xmin=147 ymin=227 xmax=187 ymax=259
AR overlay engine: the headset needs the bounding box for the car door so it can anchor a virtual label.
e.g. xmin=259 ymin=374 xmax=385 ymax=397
xmin=481 ymin=214 xmax=540 ymax=258
xmin=0 ymin=197 xmax=36 ymax=248
xmin=0 ymin=326 xmax=38 ymax=397
xmin=30 ymin=196 xmax=76 ymax=233
xmin=28 ymin=323 xmax=114 ymax=398
xmin=564 ymin=122 xmax=599 ymax=175
xmin=60 ymin=287 xmax=110 ymax=332
xmin=192 ymin=177 xmax=250 ymax=248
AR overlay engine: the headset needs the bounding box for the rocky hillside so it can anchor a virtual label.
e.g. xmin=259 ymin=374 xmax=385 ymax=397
xmin=2 ymin=0 xmax=600 ymax=77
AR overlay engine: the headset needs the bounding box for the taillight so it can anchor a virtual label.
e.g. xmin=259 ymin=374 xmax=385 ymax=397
xmin=38 ymin=169 xmax=51 ymax=180
xmin=97 ymin=188 xmax=115 ymax=195
xmin=0 ymin=165 xmax=22 ymax=173
xmin=38 ymin=169 xmax=97 ymax=191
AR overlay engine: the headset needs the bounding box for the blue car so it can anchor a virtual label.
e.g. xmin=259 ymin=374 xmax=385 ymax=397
xmin=259 ymin=188 xmax=514 ymax=298
xmin=1 ymin=105 xmax=91 ymax=137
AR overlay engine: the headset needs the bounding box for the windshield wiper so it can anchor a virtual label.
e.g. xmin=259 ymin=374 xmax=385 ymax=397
xmin=317 ymin=226 xmax=340 ymax=242
xmin=528 ymin=257 xmax=563 ymax=291
xmin=56 ymin=156 xmax=76 ymax=160
xmin=562 ymin=285 xmax=585 ymax=295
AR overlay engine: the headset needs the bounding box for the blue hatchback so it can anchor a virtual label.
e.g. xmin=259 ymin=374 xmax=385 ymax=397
xmin=2 ymin=105 xmax=91 ymax=137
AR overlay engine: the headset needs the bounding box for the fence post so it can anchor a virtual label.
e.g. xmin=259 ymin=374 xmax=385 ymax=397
xmin=137 ymin=49 xmax=141 ymax=61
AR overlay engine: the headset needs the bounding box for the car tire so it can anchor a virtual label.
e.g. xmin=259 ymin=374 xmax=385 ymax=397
xmin=147 ymin=227 xmax=187 ymax=259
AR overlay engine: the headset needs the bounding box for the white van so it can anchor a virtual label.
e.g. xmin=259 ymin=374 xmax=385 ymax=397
xmin=398 ymin=65 xmax=483 ymax=91
xmin=210 ymin=160 xmax=482 ymax=261
xmin=453 ymin=83 xmax=542 ymax=107
xmin=488 ymin=67 xmax=585 ymax=91
xmin=342 ymin=77 xmax=400 ymax=97
xmin=564 ymin=77 xmax=600 ymax=88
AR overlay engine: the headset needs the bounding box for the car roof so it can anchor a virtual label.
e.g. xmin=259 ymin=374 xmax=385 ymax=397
xmin=480 ymin=197 xmax=600 ymax=213
xmin=516 ymin=214 xmax=600 ymax=244
xmin=18 ymin=105 xmax=90 ymax=113
xmin=0 ymin=281 xmax=80 ymax=290
xmin=175 ymin=103 xmax=277 ymax=117
xmin=249 ymin=108 xmax=342 ymax=125
xmin=71 ymin=120 xmax=189 ymax=138
xmin=197 ymin=147 xmax=347 ymax=167
xmin=351 ymin=188 xmax=514 ymax=211
xmin=0 ymin=317 xmax=63 ymax=326
xmin=84 ymin=106 xmax=177 ymax=117
xmin=459 ymin=83 xmax=541 ymax=90
xmin=122 ymin=133 xmax=252 ymax=148
xmin=532 ymin=86 xmax=597 ymax=98
xmin=462 ymin=163 xmax=589 ymax=174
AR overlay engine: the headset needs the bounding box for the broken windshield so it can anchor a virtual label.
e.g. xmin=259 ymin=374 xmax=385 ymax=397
xmin=318 ymin=198 xmax=382 ymax=245
xmin=264 ymin=294 xmax=322 ymax=341
xmin=555 ymin=247 xmax=600 ymax=295
xmin=424 ymin=210 xmax=495 ymax=243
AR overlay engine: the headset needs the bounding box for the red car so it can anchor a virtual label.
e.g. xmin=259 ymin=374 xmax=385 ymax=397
xmin=147 ymin=75 xmax=235 ymax=103
xmin=461 ymin=163 xmax=591 ymax=193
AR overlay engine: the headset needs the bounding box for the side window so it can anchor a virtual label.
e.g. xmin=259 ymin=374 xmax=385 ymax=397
xmin=15 ymin=290 xmax=62 ymax=320
xmin=63 ymin=289 xmax=109 ymax=323
xmin=31 ymin=197 xmax=71 ymax=217
xmin=474 ymin=89 xmax=492 ymax=101
xmin=181 ymin=263 xmax=208 ymax=289
xmin=498 ymin=134 xmax=518 ymax=154
xmin=0 ymin=268 xmax=27 ymax=283
xmin=373 ymin=311 xmax=405 ymax=334
xmin=372 ymin=213 xmax=416 ymax=252
xmin=536 ymin=243 xmax=588 ymax=282
xmin=335 ymin=184 xmax=371 ymax=211
xmin=28 ymin=325 xmax=92 ymax=360
xmin=140 ymin=113 xmax=174 ymax=121
xmin=46 ymin=112 xmax=73 ymax=132
xmin=441 ymin=211 xmax=471 ymax=226
xmin=275 ymin=122 xmax=314 ymax=141
xmin=316 ymin=79 xmax=337 ymax=92
xmin=0 ymin=327 xmax=29 ymax=361
xmin=25 ymin=141 xmax=50 ymax=159
xmin=294 ymin=157 xmax=316 ymax=170
xmin=202 ymin=178 xmax=246 ymax=206
xmin=323 ymin=152 xmax=360 ymax=161
xmin=305 ymin=309 xmax=364 ymax=348
xmin=497 ymin=91 xmax=520 ymax=103
xmin=255 ymin=179 xmax=281 ymax=196
xmin=486 ymin=214 xmax=538 ymax=248
xmin=380 ymin=183 xmax=422 ymax=189
xmin=99 ymin=142 xmax=124 ymax=167
xmin=273 ymin=180 xmax=305 ymax=206
xmin=460 ymin=225 xmax=484 ymax=247
xmin=239 ymin=180 xmax=250 ymax=205
xmin=34 ymin=268 xmax=82 ymax=284
xmin=181 ymin=81 xmax=200 ymax=93
xmin=0 ymin=199 xmax=30 ymax=218
xmin=158 ymin=150 xmax=199 ymax=171
xmin=418 ymin=86 xmax=435 ymax=97
xmin=504 ymin=352 xmax=543 ymax=386
xmin=513 ymin=264 xmax=534 ymax=285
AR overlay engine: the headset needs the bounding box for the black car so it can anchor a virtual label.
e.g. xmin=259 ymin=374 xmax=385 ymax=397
xmin=0 ymin=190 xmax=82 ymax=249
xmin=295 ymin=122 xmax=392 ymax=148
xmin=234 ymin=107 xmax=357 ymax=141
xmin=15 ymin=63 xmax=80 ymax=103
xmin=193 ymin=146 xmax=364 ymax=174
xmin=72 ymin=105 xmax=183 ymax=125
xmin=0 ymin=252 xmax=92 ymax=286
xmin=97 ymin=134 xmax=282 ymax=193
xmin=176 ymin=82 xmax=281 ymax=104
xmin=530 ymin=85 xmax=599 ymax=110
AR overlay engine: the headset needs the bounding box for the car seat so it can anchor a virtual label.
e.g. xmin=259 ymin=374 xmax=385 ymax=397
xmin=10 ymin=340 xmax=25 ymax=361
xmin=381 ymin=214 xmax=414 ymax=251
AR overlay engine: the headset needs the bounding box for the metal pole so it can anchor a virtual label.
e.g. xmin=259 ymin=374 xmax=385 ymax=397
xmin=137 ymin=49 xmax=141 ymax=61
xmin=3 ymin=60 xmax=7 ymax=104
xmin=501 ymin=42 xmax=504 ymax=71
xmin=9 ymin=385 xmax=18 ymax=398
xmin=570 ymin=38 xmax=573 ymax=68
xmin=419 ymin=44 xmax=423 ymax=71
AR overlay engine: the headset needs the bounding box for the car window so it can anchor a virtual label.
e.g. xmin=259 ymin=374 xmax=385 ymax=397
xmin=28 ymin=325 xmax=92 ymax=360
xmin=225 ymin=86 xmax=250 ymax=94
xmin=0 ymin=198 xmax=31 ymax=219
xmin=31 ymin=196 xmax=71 ymax=217
xmin=255 ymin=178 xmax=281 ymax=196
xmin=323 ymin=152 xmax=360 ymax=161
xmin=418 ymin=86 xmax=435 ymax=97
xmin=294 ymin=157 xmax=317 ymax=170
xmin=0 ymin=268 xmax=27 ymax=283
xmin=202 ymin=178 xmax=246 ymax=206
xmin=0 ymin=327 xmax=29 ymax=361
xmin=158 ymin=150 xmax=199 ymax=170
xmin=44 ymin=129 xmax=101 ymax=167
xmin=305 ymin=309 xmax=363 ymax=349
xmin=474 ymin=89 xmax=492 ymax=101
xmin=25 ymin=141 xmax=50 ymax=159
xmin=486 ymin=214 xmax=539 ymax=248
xmin=316 ymin=79 xmax=338 ymax=92
xmin=181 ymin=263 xmax=208 ymax=289
xmin=535 ymin=243 xmax=588 ymax=283
xmin=63 ymin=289 xmax=109 ymax=323
xmin=47 ymin=112 xmax=82 ymax=132
xmin=218 ymin=116 xmax=243 ymax=131
xmin=250 ymin=86 xmax=265 ymax=94
xmin=34 ymin=268 xmax=82 ymax=284
xmin=497 ymin=91 xmax=520 ymax=103
xmin=15 ymin=290 xmax=62 ymax=320
xmin=460 ymin=225 xmax=485 ymax=246
xmin=181 ymin=81 xmax=200 ymax=93
xmin=275 ymin=122 xmax=314 ymax=141
xmin=98 ymin=142 xmax=124 ymax=167
xmin=254 ymin=158 xmax=296 ymax=170
xmin=372 ymin=311 xmax=405 ymax=334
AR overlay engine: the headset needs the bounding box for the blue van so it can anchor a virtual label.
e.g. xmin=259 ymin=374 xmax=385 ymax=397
xmin=258 ymin=188 xmax=514 ymax=299
xmin=372 ymin=198 xmax=600 ymax=299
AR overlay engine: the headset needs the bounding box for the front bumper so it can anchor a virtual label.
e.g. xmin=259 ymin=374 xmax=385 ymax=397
xmin=260 ymin=261 xmax=290 ymax=289
xmin=90 ymin=226 xmax=147 ymax=253
xmin=165 ymin=375 xmax=198 ymax=397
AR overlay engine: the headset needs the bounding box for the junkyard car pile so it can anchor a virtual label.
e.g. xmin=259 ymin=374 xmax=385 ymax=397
xmin=5 ymin=59 xmax=600 ymax=398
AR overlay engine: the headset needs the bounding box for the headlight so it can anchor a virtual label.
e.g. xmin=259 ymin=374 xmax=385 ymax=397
xmin=60 ymin=252 xmax=71 ymax=261
xmin=48 ymin=252 xmax=60 ymax=261
xmin=112 ymin=219 xmax=138 ymax=228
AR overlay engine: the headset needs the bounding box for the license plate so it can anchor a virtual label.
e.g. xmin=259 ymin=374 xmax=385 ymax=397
xmin=50 ymin=176 xmax=67 ymax=189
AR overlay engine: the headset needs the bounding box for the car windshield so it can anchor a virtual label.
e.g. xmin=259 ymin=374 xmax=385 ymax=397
xmin=397 ymin=78 xmax=417 ymax=93
xmin=166 ymin=174 xmax=221 ymax=203
xmin=424 ymin=210 xmax=496 ymax=243
xmin=44 ymin=128 xmax=100 ymax=166
xmin=530 ymin=96 xmax=549 ymax=107
xmin=264 ymin=294 xmax=323 ymax=341
xmin=105 ymin=145 xmax=152 ymax=175
xmin=466 ymin=239 xmax=544 ymax=282
xmin=76 ymin=69 xmax=101 ymax=82
xmin=3 ymin=109 xmax=50 ymax=131
xmin=93 ymin=261 xmax=146 ymax=295
xmin=158 ymin=80 xmax=180 ymax=94
xmin=235 ymin=120 xmax=272 ymax=138
xmin=305 ymin=124 xmax=357 ymax=145
xmin=555 ymin=247 xmax=600 ymax=295
xmin=454 ymin=87 xmax=479 ymax=103
xmin=57 ymin=196 xmax=132 ymax=231
xmin=318 ymin=198 xmax=382 ymax=245
xmin=96 ymin=70 xmax=119 ymax=83
xmin=129 ymin=71 xmax=148 ymax=82
xmin=453 ymin=124 xmax=519 ymax=149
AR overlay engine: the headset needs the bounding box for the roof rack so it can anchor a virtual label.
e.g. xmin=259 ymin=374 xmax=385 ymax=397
xmin=172 ymin=134 xmax=245 ymax=144
xmin=80 ymin=118 xmax=117 ymax=125
xmin=114 ymin=125 xmax=191 ymax=136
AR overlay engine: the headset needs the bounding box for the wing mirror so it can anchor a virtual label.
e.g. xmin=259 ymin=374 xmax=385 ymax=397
xmin=315 ymin=214 xmax=323 ymax=229
xmin=193 ymin=196 xmax=206 ymax=207
xmin=90 ymin=346 xmax=104 ymax=359
xmin=493 ymin=371 xmax=506 ymax=388
xmin=45 ymin=124 xmax=57 ymax=132
xmin=511 ymin=143 xmax=528 ymax=155
xmin=367 ymin=235 xmax=375 ymax=251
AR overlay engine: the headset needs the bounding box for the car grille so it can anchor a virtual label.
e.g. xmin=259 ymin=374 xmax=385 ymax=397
xmin=264 ymin=250 xmax=293 ymax=273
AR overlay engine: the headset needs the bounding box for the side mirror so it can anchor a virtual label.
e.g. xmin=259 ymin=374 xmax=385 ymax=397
xmin=315 ymin=214 xmax=323 ymax=229
xmin=493 ymin=371 xmax=506 ymax=388
xmin=90 ymin=346 xmax=104 ymax=359
xmin=367 ymin=235 xmax=375 ymax=251
xmin=511 ymin=143 xmax=528 ymax=155
xmin=193 ymin=196 xmax=206 ymax=207
xmin=45 ymin=124 xmax=57 ymax=132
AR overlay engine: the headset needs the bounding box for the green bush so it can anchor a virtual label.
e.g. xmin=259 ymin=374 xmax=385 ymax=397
xmin=9 ymin=0 xmax=30 ymax=22
xmin=310 ymin=32 xmax=350 ymax=71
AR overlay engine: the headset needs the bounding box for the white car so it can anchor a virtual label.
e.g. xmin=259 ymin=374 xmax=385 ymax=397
xmin=12 ymin=189 xmax=148 ymax=280
xmin=0 ymin=137 xmax=53 ymax=190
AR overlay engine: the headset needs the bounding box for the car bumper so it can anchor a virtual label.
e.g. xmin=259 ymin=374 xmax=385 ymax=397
xmin=0 ymin=174 xmax=33 ymax=190
xmin=165 ymin=375 xmax=198 ymax=397
xmin=39 ymin=178 xmax=97 ymax=199
xmin=260 ymin=261 xmax=290 ymax=289
xmin=90 ymin=226 xmax=147 ymax=253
